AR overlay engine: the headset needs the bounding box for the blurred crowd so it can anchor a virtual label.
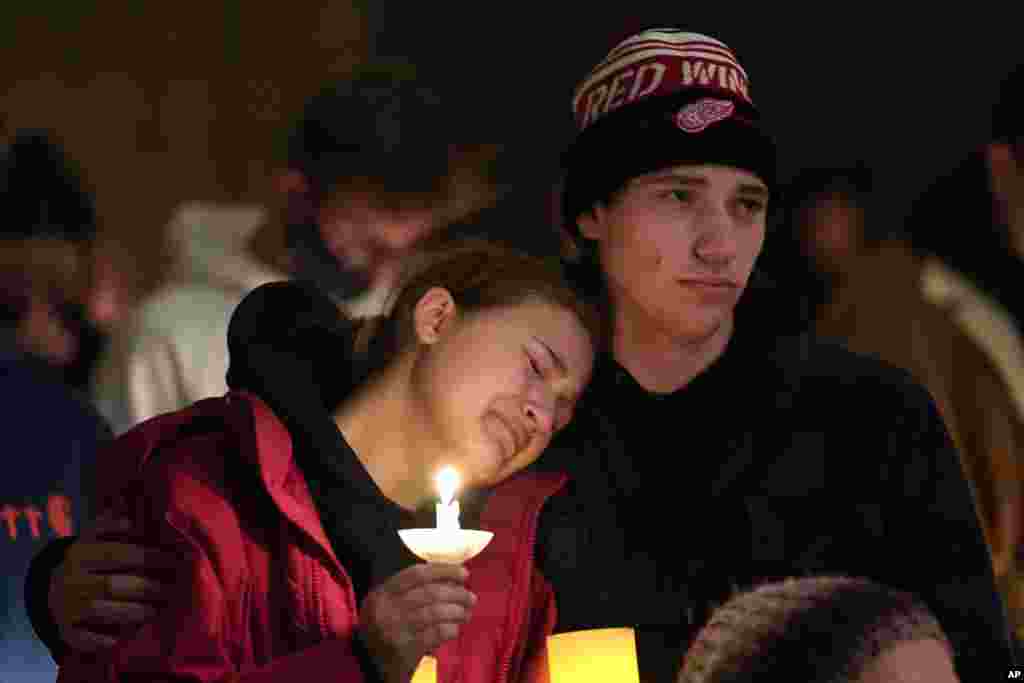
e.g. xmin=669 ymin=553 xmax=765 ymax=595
xmin=2 ymin=34 xmax=1023 ymax=683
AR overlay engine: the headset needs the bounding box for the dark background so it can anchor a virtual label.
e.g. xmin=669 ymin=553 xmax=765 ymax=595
xmin=3 ymin=2 xmax=1021 ymax=300
xmin=375 ymin=4 xmax=1022 ymax=225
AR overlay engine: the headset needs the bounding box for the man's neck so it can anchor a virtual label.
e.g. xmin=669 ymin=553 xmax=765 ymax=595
xmin=611 ymin=306 xmax=734 ymax=394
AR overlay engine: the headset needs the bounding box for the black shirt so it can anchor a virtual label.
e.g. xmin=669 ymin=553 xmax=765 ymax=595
xmin=533 ymin=325 xmax=1015 ymax=683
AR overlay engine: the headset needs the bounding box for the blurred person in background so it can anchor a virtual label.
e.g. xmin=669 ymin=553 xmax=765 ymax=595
xmin=92 ymin=60 xmax=503 ymax=436
xmin=912 ymin=64 xmax=1024 ymax=358
xmin=677 ymin=576 xmax=958 ymax=683
xmin=909 ymin=63 xmax=1024 ymax=641
xmin=0 ymin=129 xmax=120 ymax=389
xmin=785 ymin=165 xmax=1024 ymax=607
xmin=0 ymin=129 xmax=113 ymax=682
xmin=910 ymin=64 xmax=1024 ymax=442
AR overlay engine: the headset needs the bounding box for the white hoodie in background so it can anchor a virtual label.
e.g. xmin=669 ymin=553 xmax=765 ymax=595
xmin=93 ymin=202 xmax=392 ymax=435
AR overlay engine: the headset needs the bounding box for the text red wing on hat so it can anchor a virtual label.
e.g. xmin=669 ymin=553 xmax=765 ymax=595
xmin=573 ymin=30 xmax=753 ymax=132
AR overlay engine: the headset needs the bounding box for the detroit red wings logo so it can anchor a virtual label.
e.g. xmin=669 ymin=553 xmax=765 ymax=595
xmin=675 ymin=98 xmax=736 ymax=133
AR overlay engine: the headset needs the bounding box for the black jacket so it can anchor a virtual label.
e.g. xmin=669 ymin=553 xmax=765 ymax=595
xmin=534 ymin=311 xmax=1014 ymax=682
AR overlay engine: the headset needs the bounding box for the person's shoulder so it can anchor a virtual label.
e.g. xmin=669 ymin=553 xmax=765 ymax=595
xmin=115 ymin=394 xmax=266 ymax=498
xmin=770 ymin=333 xmax=933 ymax=408
xmin=0 ymin=354 xmax=110 ymax=438
xmin=133 ymin=282 xmax=244 ymax=334
xmin=102 ymin=283 xmax=246 ymax=372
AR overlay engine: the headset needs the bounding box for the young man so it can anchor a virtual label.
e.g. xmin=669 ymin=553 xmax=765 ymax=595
xmin=92 ymin=62 xmax=500 ymax=435
xmin=28 ymin=29 xmax=1017 ymax=683
xmin=532 ymin=28 xmax=1013 ymax=681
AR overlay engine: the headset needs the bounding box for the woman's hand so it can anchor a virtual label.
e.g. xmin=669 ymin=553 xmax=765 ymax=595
xmin=357 ymin=563 xmax=476 ymax=683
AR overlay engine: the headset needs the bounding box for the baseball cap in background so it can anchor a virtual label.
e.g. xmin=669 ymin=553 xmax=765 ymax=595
xmin=0 ymin=129 xmax=97 ymax=243
xmin=285 ymin=60 xmax=454 ymax=206
xmin=991 ymin=63 xmax=1023 ymax=146
xmin=561 ymin=28 xmax=777 ymax=236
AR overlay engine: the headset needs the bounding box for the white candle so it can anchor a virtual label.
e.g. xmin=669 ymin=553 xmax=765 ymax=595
xmin=435 ymin=466 xmax=461 ymax=530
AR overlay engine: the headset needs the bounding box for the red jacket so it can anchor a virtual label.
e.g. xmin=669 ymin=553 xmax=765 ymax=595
xmin=57 ymin=391 xmax=565 ymax=683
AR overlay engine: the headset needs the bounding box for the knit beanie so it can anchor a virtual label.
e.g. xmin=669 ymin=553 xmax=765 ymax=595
xmin=562 ymin=28 xmax=776 ymax=237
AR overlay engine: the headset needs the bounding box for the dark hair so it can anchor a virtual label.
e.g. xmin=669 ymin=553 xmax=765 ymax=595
xmin=285 ymin=61 xmax=454 ymax=212
xmin=1 ymin=129 xmax=97 ymax=243
xmin=227 ymin=238 xmax=601 ymax=419
xmin=352 ymin=237 xmax=603 ymax=385
xmin=784 ymin=164 xmax=873 ymax=208
xmin=782 ymin=163 xmax=880 ymax=243
xmin=0 ymin=271 xmax=32 ymax=326
xmin=678 ymin=576 xmax=951 ymax=683
xmin=992 ymin=63 xmax=1023 ymax=159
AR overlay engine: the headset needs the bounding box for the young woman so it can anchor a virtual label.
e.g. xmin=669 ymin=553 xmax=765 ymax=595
xmin=677 ymin=576 xmax=959 ymax=683
xmin=55 ymin=239 xmax=598 ymax=683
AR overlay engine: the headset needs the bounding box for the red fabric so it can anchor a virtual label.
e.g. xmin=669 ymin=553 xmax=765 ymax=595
xmin=572 ymin=30 xmax=752 ymax=132
xmin=57 ymin=391 xmax=566 ymax=683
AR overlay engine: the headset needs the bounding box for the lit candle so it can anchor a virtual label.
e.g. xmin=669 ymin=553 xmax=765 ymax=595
xmin=435 ymin=467 xmax=461 ymax=530
xmin=547 ymin=628 xmax=640 ymax=683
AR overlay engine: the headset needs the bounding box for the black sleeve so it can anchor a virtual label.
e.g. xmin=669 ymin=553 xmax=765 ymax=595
xmin=350 ymin=629 xmax=389 ymax=683
xmin=24 ymin=535 xmax=77 ymax=663
xmin=879 ymin=373 xmax=1016 ymax=677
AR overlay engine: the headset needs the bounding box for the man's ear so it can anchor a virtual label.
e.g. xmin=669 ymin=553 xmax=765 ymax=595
xmin=412 ymin=287 xmax=458 ymax=345
xmin=273 ymin=168 xmax=310 ymax=197
xmin=986 ymin=142 xmax=1017 ymax=202
xmin=274 ymin=168 xmax=316 ymax=224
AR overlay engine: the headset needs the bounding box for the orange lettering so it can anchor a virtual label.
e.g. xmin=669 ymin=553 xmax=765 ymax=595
xmin=24 ymin=506 xmax=43 ymax=539
xmin=0 ymin=505 xmax=20 ymax=540
xmin=47 ymin=495 xmax=74 ymax=538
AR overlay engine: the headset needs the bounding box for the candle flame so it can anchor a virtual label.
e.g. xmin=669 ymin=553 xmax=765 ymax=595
xmin=436 ymin=466 xmax=459 ymax=505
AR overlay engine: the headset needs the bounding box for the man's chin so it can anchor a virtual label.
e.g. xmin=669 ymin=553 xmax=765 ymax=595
xmin=288 ymin=226 xmax=373 ymax=301
xmin=666 ymin=309 xmax=731 ymax=346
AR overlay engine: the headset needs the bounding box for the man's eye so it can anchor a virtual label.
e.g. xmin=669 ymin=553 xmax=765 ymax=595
xmin=669 ymin=190 xmax=693 ymax=203
xmin=739 ymin=198 xmax=767 ymax=215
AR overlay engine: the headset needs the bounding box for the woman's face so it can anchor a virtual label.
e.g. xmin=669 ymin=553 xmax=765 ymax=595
xmin=410 ymin=292 xmax=594 ymax=489
xmin=857 ymin=639 xmax=958 ymax=683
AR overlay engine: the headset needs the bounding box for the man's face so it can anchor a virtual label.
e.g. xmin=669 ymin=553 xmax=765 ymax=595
xmin=317 ymin=195 xmax=439 ymax=291
xmin=287 ymin=191 xmax=439 ymax=302
xmin=796 ymin=192 xmax=865 ymax=278
xmin=578 ymin=164 xmax=769 ymax=342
